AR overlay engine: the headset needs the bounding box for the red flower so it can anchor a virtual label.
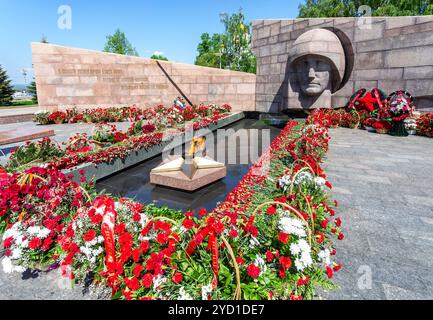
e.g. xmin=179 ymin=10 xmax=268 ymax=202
xmin=91 ymin=214 xmax=103 ymax=224
xmin=28 ymin=237 xmax=42 ymax=250
xmin=172 ymin=272 xmax=183 ymax=284
xmin=266 ymin=250 xmax=274 ymax=263
xmin=236 ymin=257 xmax=245 ymax=265
xmin=133 ymin=264 xmax=143 ymax=277
xmin=267 ymin=206 xmax=276 ymax=215
xmin=42 ymin=237 xmax=53 ymax=251
xmin=335 ymin=217 xmax=342 ymax=227
xmin=320 ymin=219 xmax=329 ymax=229
xmin=79 ymin=169 xmax=86 ymax=176
xmin=333 ymin=263 xmax=342 ymax=272
xmin=133 ymin=213 xmax=141 ymax=222
xmin=124 ymin=276 xmax=141 ymax=291
xmin=182 ymin=219 xmax=194 ymax=230
xmin=247 ymin=264 xmax=261 ymax=279
xmin=326 ymin=266 xmax=334 ymax=279
xmin=315 ymin=232 xmax=325 ymax=243
xmin=83 ymin=230 xmax=96 ymax=242
xmin=156 ymin=232 xmax=169 ymax=244
xmin=140 ymin=241 xmax=150 ymax=253
xmin=115 ymin=223 xmax=126 ymax=235
xmin=142 ymin=273 xmax=153 ymax=288
xmin=198 ymin=208 xmax=207 ymax=217
xmin=185 ymin=211 xmax=194 ymax=218
xmin=229 ymin=229 xmax=238 ymax=238
xmin=290 ymin=294 xmax=303 ymax=300
xmin=3 ymin=237 xmax=13 ymax=248
xmin=280 ymin=256 xmax=292 ymax=270
xmin=278 ymin=232 xmax=289 ymax=244
xmin=132 ymin=248 xmax=141 ymax=262
xmin=325 ymin=181 xmax=333 ymax=189
xmin=338 ymin=232 xmax=345 ymax=240
xmin=297 ymin=275 xmax=309 ymax=286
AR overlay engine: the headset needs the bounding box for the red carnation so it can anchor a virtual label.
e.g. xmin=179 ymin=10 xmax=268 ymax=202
xmin=42 ymin=237 xmax=53 ymax=251
xmin=140 ymin=241 xmax=150 ymax=253
xmin=333 ymin=263 xmax=342 ymax=272
xmin=320 ymin=219 xmax=329 ymax=229
xmin=198 ymin=208 xmax=207 ymax=217
xmin=229 ymin=229 xmax=238 ymax=238
xmin=3 ymin=237 xmax=13 ymax=248
xmin=83 ymin=229 xmax=96 ymax=242
xmin=133 ymin=264 xmax=144 ymax=277
xmin=182 ymin=219 xmax=194 ymax=230
xmin=315 ymin=232 xmax=325 ymax=243
xmin=124 ymin=276 xmax=141 ymax=291
xmin=267 ymin=206 xmax=276 ymax=215
xmin=28 ymin=237 xmax=42 ymax=250
xmin=236 ymin=257 xmax=245 ymax=265
xmin=266 ymin=250 xmax=274 ymax=263
xmin=132 ymin=248 xmax=141 ymax=262
xmin=115 ymin=223 xmax=126 ymax=235
xmin=278 ymin=232 xmax=289 ymax=244
xmin=335 ymin=217 xmax=342 ymax=227
xmin=142 ymin=273 xmax=153 ymax=288
xmin=280 ymin=256 xmax=292 ymax=270
xmin=91 ymin=214 xmax=103 ymax=224
xmin=338 ymin=232 xmax=345 ymax=240
xmin=290 ymin=294 xmax=303 ymax=300
xmin=326 ymin=266 xmax=334 ymax=279
xmin=247 ymin=264 xmax=261 ymax=279
xmin=297 ymin=275 xmax=309 ymax=286
xmin=172 ymin=272 xmax=183 ymax=284
xmin=133 ymin=213 xmax=141 ymax=222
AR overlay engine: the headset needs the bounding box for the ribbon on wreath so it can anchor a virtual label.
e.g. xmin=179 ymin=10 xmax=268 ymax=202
xmin=186 ymin=226 xmax=220 ymax=283
xmin=94 ymin=195 xmax=117 ymax=274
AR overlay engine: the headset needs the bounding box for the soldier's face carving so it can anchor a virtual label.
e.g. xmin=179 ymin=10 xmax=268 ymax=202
xmin=295 ymin=57 xmax=332 ymax=96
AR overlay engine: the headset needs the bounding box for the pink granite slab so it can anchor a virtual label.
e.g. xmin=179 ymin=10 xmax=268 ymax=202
xmin=0 ymin=128 xmax=55 ymax=146
xmin=150 ymin=166 xmax=227 ymax=191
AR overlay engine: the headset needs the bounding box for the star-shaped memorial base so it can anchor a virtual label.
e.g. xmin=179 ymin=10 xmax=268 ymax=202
xmin=150 ymin=156 xmax=227 ymax=191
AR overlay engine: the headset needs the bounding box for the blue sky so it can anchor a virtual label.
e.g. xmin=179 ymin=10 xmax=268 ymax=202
xmin=0 ymin=0 xmax=303 ymax=84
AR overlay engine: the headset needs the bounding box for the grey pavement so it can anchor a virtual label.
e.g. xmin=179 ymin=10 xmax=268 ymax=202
xmin=320 ymin=128 xmax=433 ymax=300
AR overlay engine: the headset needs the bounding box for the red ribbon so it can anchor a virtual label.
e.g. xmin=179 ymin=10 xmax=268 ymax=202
xmin=186 ymin=226 xmax=219 ymax=280
xmin=94 ymin=196 xmax=117 ymax=274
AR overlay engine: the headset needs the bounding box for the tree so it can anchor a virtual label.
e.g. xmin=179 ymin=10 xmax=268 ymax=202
xmin=103 ymin=29 xmax=139 ymax=56
xmin=0 ymin=65 xmax=14 ymax=106
xmin=27 ymin=80 xmax=38 ymax=104
xmin=195 ymin=8 xmax=256 ymax=74
xmin=298 ymin=0 xmax=433 ymax=18
xmin=150 ymin=54 xmax=168 ymax=61
xmin=41 ymin=35 xmax=48 ymax=43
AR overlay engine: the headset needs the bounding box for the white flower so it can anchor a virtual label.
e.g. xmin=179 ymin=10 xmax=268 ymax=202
xmin=318 ymin=249 xmax=331 ymax=266
xmin=11 ymin=248 xmax=22 ymax=260
xmin=201 ymin=284 xmax=213 ymax=300
xmin=153 ymin=275 xmax=167 ymax=292
xmin=279 ymin=215 xmax=306 ymax=237
xmin=249 ymin=237 xmax=260 ymax=247
xmin=27 ymin=226 xmax=40 ymax=236
xmin=178 ymin=287 xmax=193 ymax=300
xmin=291 ymin=239 xmax=313 ymax=271
xmin=314 ymin=177 xmax=326 ymax=189
xmin=2 ymin=257 xmax=13 ymax=273
xmin=254 ymin=255 xmax=267 ymax=275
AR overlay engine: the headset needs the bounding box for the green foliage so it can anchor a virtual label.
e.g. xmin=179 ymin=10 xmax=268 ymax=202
xmin=103 ymin=29 xmax=139 ymax=56
xmin=27 ymin=80 xmax=38 ymax=104
xmin=150 ymin=54 xmax=168 ymax=61
xmin=298 ymin=0 xmax=433 ymax=17
xmin=0 ymin=65 xmax=14 ymax=106
xmin=195 ymin=8 xmax=256 ymax=74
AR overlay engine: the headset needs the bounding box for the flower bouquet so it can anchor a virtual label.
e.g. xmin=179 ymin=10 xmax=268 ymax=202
xmin=346 ymin=110 xmax=360 ymax=129
xmin=48 ymin=111 xmax=67 ymax=124
xmin=416 ymin=113 xmax=433 ymax=137
xmin=372 ymin=120 xmax=392 ymax=134
xmin=64 ymin=133 xmax=93 ymax=154
xmin=404 ymin=118 xmax=417 ymax=135
xmin=91 ymin=123 xmax=118 ymax=148
xmin=34 ymin=110 xmax=52 ymax=125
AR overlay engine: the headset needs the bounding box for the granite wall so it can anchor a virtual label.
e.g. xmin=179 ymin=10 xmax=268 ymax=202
xmin=32 ymin=43 xmax=256 ymax=112
xmin=252 ymin=16 xmax=433 ymax=112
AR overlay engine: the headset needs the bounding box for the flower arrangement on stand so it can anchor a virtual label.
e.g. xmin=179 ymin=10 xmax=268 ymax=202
xmin=90 ymin=123 xmax=118 ymax=148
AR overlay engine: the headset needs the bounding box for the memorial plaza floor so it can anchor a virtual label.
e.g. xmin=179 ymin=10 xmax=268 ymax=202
xmin=0 ymin=125 xmax=432 ymax=299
